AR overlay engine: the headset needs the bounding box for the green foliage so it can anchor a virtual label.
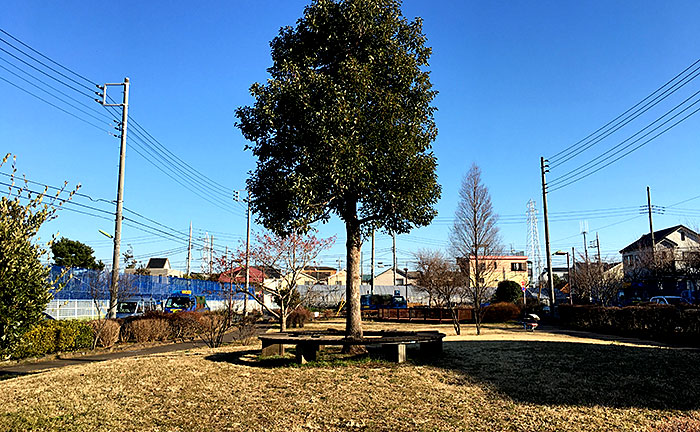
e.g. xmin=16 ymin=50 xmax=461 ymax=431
xmin=51 ymin=237 xmax=104 ymax=270
xmin=235 ymin=0 xmax=440 ymax=236
xmin=11 ymin=319 xmax=93 ymax=359
xmin=495 ymin=280 xmax=522 ymax=304
xmin=0 ymin=154 xmax=75 ymax=356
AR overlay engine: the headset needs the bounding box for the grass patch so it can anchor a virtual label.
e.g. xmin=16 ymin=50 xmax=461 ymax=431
xmin=0 ymin=321 xmax=698 ymax=431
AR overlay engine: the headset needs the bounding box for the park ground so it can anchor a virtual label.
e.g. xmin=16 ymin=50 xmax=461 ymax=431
xmin=0 ymin=320 xmax=699 ymax=431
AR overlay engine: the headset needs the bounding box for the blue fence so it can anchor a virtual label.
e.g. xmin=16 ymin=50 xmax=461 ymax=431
xmin=49 ymin=266 xmax=253 ymax=301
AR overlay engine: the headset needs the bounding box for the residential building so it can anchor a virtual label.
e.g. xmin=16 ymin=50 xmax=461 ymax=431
xmin=372 ymin=267 xmax=418 ymax=286
xmin=459 ymin=255 xmax=529 ymax=288
xmin=619 ymin=224 xmax=700 ymax=298
xmin=125 ymin=257 xmax=183 ymax=278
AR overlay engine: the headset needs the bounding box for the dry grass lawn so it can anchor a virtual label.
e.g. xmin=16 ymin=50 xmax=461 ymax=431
xmin=0 ymin=320 xmax=699 ymax=431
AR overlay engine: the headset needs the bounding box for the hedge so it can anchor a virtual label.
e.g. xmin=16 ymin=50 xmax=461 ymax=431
xmin=558 ymin=304 xmax=700 ymax=345
xmin=11 ymin=319 xmax=93 ymax=359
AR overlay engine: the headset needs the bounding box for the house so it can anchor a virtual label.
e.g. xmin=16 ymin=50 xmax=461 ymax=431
xmin=125 ymin=257 xmax=183 ymax=277
xmin=372 ymin=267 xmax=418 ymax=286
xmin=619 ymin=224 xmax=700 ymax=297
xmin=459 ymin=255 xmax=529 ymax=288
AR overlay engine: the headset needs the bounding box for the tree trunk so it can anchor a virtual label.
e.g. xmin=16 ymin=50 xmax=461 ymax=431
xmin=280 ymin=300 xmax=287 ymax=332
xmin=345 ymin=216 xmax=364 ymax=343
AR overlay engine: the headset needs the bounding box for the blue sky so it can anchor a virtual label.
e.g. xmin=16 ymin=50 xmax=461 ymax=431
xmin=2 ymin=0 xmax=700 ymax=275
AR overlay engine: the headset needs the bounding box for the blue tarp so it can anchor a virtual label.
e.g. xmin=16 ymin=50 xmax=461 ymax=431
xmin=49 ymin=266 xmax=254 ymax=301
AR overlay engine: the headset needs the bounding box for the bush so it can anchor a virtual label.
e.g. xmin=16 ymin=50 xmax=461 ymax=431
xmin=482 ymin=302 xmax=521 ymax=323
xmin=559 ymin=304 xmax=700 ymax=345
xmin=287 ymin=307 xmax=312 ymax=328
xmin=88 ymin=319 xmax=121 ymax=348
xmin=494 ymin=280 xmax=522 ymax=304
xmin=12 ymin=320 xmax=93 ymax=359
xmin=123 ymin=318 xmax=171 ymax=343
xmin=169 ymin=311 xmax=203 ymax=341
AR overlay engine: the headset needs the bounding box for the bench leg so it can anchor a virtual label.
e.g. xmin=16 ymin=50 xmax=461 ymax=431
xmin=261 ymin=342 xmax=285 ymax=357
xmin=295 ymin=343 xmax=319 ymax=364
xmin=419 ymin=340 xmax=442 ymax=357
xmin=382 ymin=343 xmax=406 ymax=363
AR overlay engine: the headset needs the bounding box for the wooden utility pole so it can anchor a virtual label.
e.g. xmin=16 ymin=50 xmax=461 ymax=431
xmin=540 ymin=157 xmax=555 ymax=311
xmin=100 ymin=78 xmax=129 ymax=319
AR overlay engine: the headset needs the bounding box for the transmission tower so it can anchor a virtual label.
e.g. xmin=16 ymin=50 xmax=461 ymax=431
xmin=526 ymin=199 xmax=543 ymax=288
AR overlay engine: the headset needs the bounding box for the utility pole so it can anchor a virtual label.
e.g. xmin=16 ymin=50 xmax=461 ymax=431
xmin=244 ymin=189 xmax=251 ymax=316
xmin=186 ymin=221 xmax=192 ymax=276
xmin=582 ymin=230 xmax=589 ymax=265
xmin=540 ymin=157 xmax=555 ymax=312
xmin=99 ymin=78 xmax=129 ymax=319
xmin=596 ymin=232 xmax=602 ymax=266
xmin=392 ymin=233 xmax=397 ymax=286
xmin=209 ymin=235 xmax=214 ymax=276
xmin=371 ymin=230 xmax=375 ymax=295
xmin=571 ymin=246 xmax=575 ymax=304
xmin=647 ymin=186 xmax=655 ymax=248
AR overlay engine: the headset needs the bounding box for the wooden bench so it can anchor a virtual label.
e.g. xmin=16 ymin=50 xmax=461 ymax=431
xmin=259 ymin=329 xmax=445 ymax=364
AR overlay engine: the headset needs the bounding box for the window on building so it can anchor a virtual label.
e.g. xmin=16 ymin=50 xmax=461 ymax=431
xmin=511 ymin=262 xmax=524 ymax=271
xmin=681 ymin=231 xmax=686 ymax=241
xmin=493 ymin=262 xmax=497 ymax=269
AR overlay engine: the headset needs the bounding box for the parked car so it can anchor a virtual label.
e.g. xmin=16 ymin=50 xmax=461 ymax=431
xmin=649 ymin=296 xmax=689 ymax=305
xmin=116 ymin=298 xmax=160 ymax=319
xmin=164 ymin=290 xmax=209 ymax=313
xmin=680 ymin=289 xmax=700 ymax=305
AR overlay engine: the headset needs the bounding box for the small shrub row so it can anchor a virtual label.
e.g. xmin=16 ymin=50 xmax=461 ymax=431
xmin=558 ymin=304 xmax=700 ymax=345
xmin=481 ymin=302 xmax=521 ymax=323
xmin=89 ymin=319 xmax=121 ymax=348
xmin=12 ymin=320 xmax=93 ymax=359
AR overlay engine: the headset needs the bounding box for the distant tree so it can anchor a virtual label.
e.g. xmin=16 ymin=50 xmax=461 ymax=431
xmin=495 ymin=280 xmax=521 ymax=304
xmin=415 ymin=249 xmax=467 ymax=334
xmin=0 ymin=154 xmax=75 ymax=356
xmin=235 ymin=0 xmax=440 ymax=344
xmin=51 ymin=237 xmax=104 ymax=270
xmin=450 ymin=164 xmax=502 ymax=335
xmin=122 ymin=244 xmax=150 ymax=275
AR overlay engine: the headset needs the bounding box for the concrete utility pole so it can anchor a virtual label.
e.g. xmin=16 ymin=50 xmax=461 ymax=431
xmin=244 ymin=190 xmax=251 ymax=316
xmin=371 ymin=230 xmax=375 ymax=295
xmin=392 ymin=233 xmax=397 ymax=286
xmin=540 ymin=157 xmax=555 ymax=312
xmin=647 ymin=186 xmax=655 ymax=248
xmin=186 ymin=221 xmax=192 ymax=276
xmin=99 ymin=78 xmax=129 ymax=319
xmin=596 ymin=232 xmax=602 ymax=266
xmin=571 ymin=246 xmax=575 ymax=304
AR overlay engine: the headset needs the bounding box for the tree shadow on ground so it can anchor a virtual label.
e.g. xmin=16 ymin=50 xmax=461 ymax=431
xmin=423 ymin=340 xmax=700 ymax=411
xmin=0 ymin=371 xmax=30 ymax=381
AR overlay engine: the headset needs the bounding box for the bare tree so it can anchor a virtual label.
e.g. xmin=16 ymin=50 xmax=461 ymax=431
xmin=232 ymin=231 xmax=335 ymax=332
xmin=449 ymin=164 xmax=501 ymax=335
xmin=83 ymin=269 xmax=137 ymax=349
xmin=415 ymin=249 xmax=467 ymax=334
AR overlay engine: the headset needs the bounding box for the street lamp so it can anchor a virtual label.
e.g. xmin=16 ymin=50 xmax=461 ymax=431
xmin=553 ymin=250 xmax=572 ymax=305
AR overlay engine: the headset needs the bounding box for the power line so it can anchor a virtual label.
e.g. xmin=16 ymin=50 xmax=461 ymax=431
xmin=548 ymin=58 xmax=700 ymax=163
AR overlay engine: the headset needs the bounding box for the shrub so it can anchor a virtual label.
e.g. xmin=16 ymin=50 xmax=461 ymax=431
xmin=12 ymin=320 xmax=93 ymax=359
xmin=494 ymin=280 xmax=522 ymax=304
xmin=287 ymin=307 xmax=312 ymax=328
xmin=124 ymin=318 xmax=171 ymax=343
xmin=558 ymin=304 xmax=700 ymax=345
xmin=482 ymin=302 xmax=521 ymax=323
xmin=88 ymin=319 xmax=121 ymax=348
xmin=170 ymin=311 xmax=203 ymax=341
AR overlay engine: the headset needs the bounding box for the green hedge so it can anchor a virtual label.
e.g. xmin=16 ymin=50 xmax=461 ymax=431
xmin=558 ymin=304 xmax=700 ymax=345
xmin=11 ymin=319 xmax=93 ymax=359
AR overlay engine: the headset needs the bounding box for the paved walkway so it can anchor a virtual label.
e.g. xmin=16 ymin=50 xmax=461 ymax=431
xmin=0 ymin=324 xmax=271 ymax=379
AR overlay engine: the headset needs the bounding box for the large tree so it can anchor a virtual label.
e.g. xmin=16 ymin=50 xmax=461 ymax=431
xmin=0 ymin=154 xmax=74 ymax=356
xmin=51 ymin=237 xmax=104 ymax=270
xmin=450 ymin=164 xmax=501 ymax=335
xmin=236 ymin=0 xmax=440 ymax=341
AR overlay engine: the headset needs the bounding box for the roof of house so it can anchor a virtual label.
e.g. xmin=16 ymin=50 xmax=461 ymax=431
xmin=218 ymin=266 xmax=267 ymax=284
xmin=619 ymin=224 xmax=694 ymax=253
xmin=146 ymin=258 xmax=169 ymax=269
